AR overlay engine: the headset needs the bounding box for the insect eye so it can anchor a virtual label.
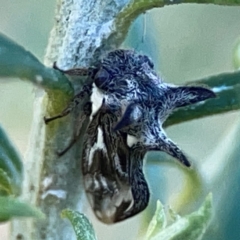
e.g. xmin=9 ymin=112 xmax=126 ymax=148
xmin=94 ymin=68 xmax=110 ymax=88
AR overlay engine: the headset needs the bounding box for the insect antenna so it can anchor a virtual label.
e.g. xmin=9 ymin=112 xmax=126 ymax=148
xmin=53 ymin=62 xmax=89 ymax=76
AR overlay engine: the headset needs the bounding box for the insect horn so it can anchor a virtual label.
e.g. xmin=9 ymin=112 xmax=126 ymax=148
xmin=164 ymin=86 xmax=216 ymax=109
xmin=153 ymin=132 xmax=191 ymax=167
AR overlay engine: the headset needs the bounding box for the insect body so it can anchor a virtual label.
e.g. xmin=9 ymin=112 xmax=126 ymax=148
xmin=45 ymin=49 xmax=215 ymax=223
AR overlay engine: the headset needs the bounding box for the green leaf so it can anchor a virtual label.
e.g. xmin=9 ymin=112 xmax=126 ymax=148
xmin=149 ymin=194 xmax=212 ymax=240
xmin=168 ymin=207 xmax=181 ymax=223
xmin=233 ymin=38 xmax=240 ymax=70
xmin=0 ymin=125 xmax=23 ymax=174
xmin=61 ymin=209 xmax=97 ymax=240
xmin=0 ymin=33 xmax=73 ymax=95
xmin=0 ymin=125 xmax=23 ymax=195
xmin=0 ymin=196 xmax=45 ymax=222
xmin=115 ymin=0 xmax=240 ymax=48
xmin=0 ymin=169 xmax=13 ymax=195
xmin=146 ymin=200 xmax=167 ymax=240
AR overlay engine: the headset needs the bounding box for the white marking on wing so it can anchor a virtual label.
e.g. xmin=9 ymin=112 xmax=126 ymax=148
xmin=88 ymin=127 xmax=106 ymax=167
xmin=97 ymin=127 xmax=105 ymax=149
xmin=99 ymin=175 xmax=109 ymax=190
xmin=90 ymin=83 xmax=104 ymax=120
xmin=127 ymin=135 xmax=138 ymax=147
xmin=114 ymin=188 xmax=133 ymax=207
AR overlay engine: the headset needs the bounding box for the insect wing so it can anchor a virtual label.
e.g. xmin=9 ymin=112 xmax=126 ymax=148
xmin=82 ymin=108 xmax=135 ymax=223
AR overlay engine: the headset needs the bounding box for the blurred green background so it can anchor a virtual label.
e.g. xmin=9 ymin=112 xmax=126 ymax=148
xmin=0 ymin=1 xmax=240 ymax=239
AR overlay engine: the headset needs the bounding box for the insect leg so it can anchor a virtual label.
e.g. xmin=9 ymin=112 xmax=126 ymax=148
xmin=44 ymin=84 xmax=92 ymax=124
xmin=44 ymin=107 xmax=72 ymax=124
xmin=57 ymin=101 xmax=92 ymax=156
xmin=53 ymin=62 xmax=89 ymax=76
xmin=56 ymin=121 xmax=83 ymax=157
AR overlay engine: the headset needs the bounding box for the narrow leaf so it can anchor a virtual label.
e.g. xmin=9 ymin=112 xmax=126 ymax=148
xmin=0 ymin=125 xmax=23 ymax=175
xmin=150 ymin=193 xmax=212 ymax=240
xmin=0 ymin=196 xmax=45 ymax=222
xmin=168 ymin=208 xmax=181 ymax=222
xmin=146 ymin=200 xmax=167 ymax=240
xmin=114 ymin=0 xmax=240 ymax=48
xmin=61 ymin=209 xmax=97 ymax=240
xmin=0 ymin=169 xmax=13 ymax=195
xmin=0 ymin=125 xmax=23 ymax=195
xmin=233 ymin=38 xmax=240 ymax=69
xmin=0 ymin=33 xmax=73 ymax=95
